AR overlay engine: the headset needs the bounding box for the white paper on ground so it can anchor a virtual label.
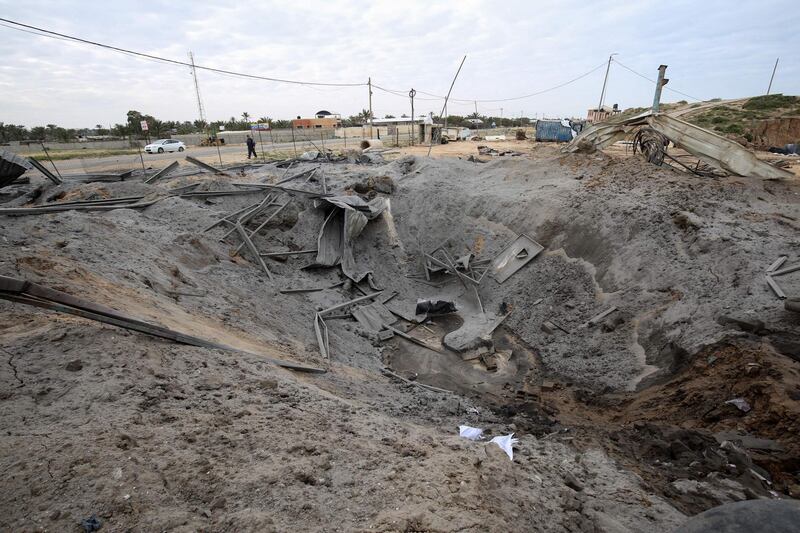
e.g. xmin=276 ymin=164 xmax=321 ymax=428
xmin=489 ymin=434 xmax=519 ymax=460
xmin=458 ymin=425 xmax=484 ymax=441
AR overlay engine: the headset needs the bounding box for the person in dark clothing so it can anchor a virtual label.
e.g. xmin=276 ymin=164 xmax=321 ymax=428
xmin=246 ymin=135 xmax=257 ymax=159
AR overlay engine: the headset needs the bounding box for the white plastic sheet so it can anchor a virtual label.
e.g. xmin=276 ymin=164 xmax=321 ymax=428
xmin=489 ymin=434 xmax=519 ymax=460
xmin=459 ymin=425 xmax=484 ymax=441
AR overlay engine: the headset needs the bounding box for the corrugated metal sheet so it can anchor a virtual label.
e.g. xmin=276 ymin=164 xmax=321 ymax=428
xmin=0 ymin=149 xmax=31 ymax=188
xmin=535 ymin=120 xmax=574 ymax=142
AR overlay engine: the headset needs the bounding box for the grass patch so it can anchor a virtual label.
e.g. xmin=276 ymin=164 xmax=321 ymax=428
xmin=724 ymin=123 xmax=744 ymax=134
xmin=743 ymin=94 xmax=798 ymax=110
xmin=26 ymin=148 xmax=141 ymax=161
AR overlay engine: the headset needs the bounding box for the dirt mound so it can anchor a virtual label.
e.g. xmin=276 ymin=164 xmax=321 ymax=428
xmin=1 ymin=150 xmax=799 ymax=530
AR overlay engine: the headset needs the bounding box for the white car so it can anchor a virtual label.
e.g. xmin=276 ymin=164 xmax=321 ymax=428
xmin=144 ymin=139 xmax=186 ymax=154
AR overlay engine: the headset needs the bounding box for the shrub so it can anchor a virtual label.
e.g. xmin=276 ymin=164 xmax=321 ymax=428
xmin=743 ymin=94 xmax=798 ymax=110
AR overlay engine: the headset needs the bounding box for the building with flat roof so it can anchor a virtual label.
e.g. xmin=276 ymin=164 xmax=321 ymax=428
xmin=587 ymin=104 xmax=620 ymax=123
xmin=292 ymin=111 xmax=342 ymax=129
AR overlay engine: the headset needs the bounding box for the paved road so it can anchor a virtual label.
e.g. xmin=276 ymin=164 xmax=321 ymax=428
xmin=48 ymin=137 xmax=364 ymax=175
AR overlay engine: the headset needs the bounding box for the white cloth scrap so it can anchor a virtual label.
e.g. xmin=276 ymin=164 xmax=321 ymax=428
xmin=458 ymin=425 xmax=484 ymax=441
xmin=489 ymin=434 xmax=519 ymax=460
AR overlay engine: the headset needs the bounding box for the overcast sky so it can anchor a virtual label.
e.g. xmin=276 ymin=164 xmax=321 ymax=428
xmin=1 ymin=0 xmax=797 ymax=128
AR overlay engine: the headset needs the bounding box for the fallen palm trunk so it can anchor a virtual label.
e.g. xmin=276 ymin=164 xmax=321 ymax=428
xmin=0 ymin=275 xmax=323 ymax=373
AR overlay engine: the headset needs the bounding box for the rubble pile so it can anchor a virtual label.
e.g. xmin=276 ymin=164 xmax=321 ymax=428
xmin=0 ymin=148 xmax=798 ymax=531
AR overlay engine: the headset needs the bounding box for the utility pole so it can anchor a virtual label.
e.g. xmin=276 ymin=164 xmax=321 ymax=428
xmin=188 ymin=51 xmax=206 ymax=129
xmin=767 ymin=57 xmax=779 ymax=95
xmin=409 ymin=88 xmax=416 ymax=145
xmin=652 ymin=65 xmax=669 ymax=113
xmin=368 ymin=77 xmax=374 ymax=139
xmin=597 ymin=53 xmax=617 ymax=111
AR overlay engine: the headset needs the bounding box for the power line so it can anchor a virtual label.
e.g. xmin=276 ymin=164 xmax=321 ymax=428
xmin=612 ymin=59 xmax=703 ymax=102
xmin=0 ymin=17 xmax=366 ymax=87
xmin=373 ymin=61 xmax=607 ymax=103
xmin=1 ymin=16 xmax=709 ymax=110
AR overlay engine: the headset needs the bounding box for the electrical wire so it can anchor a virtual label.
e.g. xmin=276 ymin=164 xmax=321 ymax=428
xmin=0 ymin=17 xmax=366 ymax=87
xmin=1 ymin=16 xmax=709 ymax=109
xmin=373 ymin=61 xmax=607 ymax=103
xmin=612 ymin=59 xmax=703 ymax=102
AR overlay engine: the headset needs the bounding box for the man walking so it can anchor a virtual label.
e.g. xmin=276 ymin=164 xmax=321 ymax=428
xmin=246 ymin=135 xmax=257 ymax=159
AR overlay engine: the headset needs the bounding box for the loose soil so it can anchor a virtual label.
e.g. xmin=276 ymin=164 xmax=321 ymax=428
xmin=1 ymin=140 xmax=799 ymax=532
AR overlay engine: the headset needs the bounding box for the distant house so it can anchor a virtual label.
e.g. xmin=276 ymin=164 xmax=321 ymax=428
xmin=587 ymin=104 xmax=620 ymax=123
xmin=292 ymin=110 xmax=342 ymax=129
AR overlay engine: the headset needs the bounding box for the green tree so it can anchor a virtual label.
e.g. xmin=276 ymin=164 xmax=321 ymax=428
xmin=242 ymin=112 xmax=251 ymax=123
xmin=0 ymin=123 xmax=28 ymax=142
xmin=151 ymin=119 xmax=165 ymax=137
xmin=358 ymin=109 xmax=373 ymax=123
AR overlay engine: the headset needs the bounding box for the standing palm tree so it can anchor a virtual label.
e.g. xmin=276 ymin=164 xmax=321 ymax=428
xmin=242 ymin=112 xmax=251 ymax=123
xmin=358 ymin=109 xmax=372 ymax=124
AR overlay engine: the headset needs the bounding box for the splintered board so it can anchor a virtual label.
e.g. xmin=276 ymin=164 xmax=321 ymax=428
xmin=489 ymin=234 xmax=544 ymax=283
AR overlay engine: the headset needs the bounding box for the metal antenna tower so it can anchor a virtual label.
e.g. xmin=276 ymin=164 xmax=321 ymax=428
xmin=188 ymin=51 xmax=206 ymax=124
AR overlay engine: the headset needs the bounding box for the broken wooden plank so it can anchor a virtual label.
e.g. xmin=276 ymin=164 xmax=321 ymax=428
xmin=766 ymin=256 xmax=788 ymax=273
xmin=27 ymin=156 xmax=62 ymax=185
xmin=314 ymin=313 xmax=329 ymax=359
xmin=202 ymin=199 xmax=268 ymax=232
xmin=319 ymin=291 xmax=383 ymax=317
xmin=231 ymin=182 xmax=328 ymax=197
xmin=584 ymin=306 xmax=618 ymax=327
xmin=771 ymin=263 xmax=800 ymax=277
xmin=279 ymin=281 xmax=345 ymax=294
xmin=766 ymin=275 xmax=787 ymax=299
xmin=144 ymin=160 xmax=179 ymax=184
xmin=0 ymin=198 xmax=163 ymax=216
xmin=380 ymin=367 xmax=453 ymax=394
xmin=185 ymin=155 xmax=229 ymax=175
xmin=0 ymin=275 xmax=323 ymax=373
xmin=381 ymin=323 xmax=448 ymax=355
xmin=219 ymin=195 xmax=275 ymax=241
xmin=234 ymin=221 xmax=273 ymax=280
xmin=233 ymin=201 xmax=290 ymax=255
xmin=261 ymin=249 xmax=318 ymax=258
xmin=275 ymin=166 xmax=317 ymax=185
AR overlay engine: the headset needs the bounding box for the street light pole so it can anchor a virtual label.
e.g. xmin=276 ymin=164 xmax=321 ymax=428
xmin=652 ymin=65 xmax=669 ymax=113
xmin=767 ymin=58 xmax=779 ymax=95
xmin=409 ymin=88 xmax=416 ymax=145
xmin=597 ymin=53 xmax=618 ymax=111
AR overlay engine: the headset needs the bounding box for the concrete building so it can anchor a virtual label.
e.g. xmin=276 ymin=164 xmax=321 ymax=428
xmin=292 ymin=110 xmax=342 ymax=129
xmin=587 ymin=104 xmax=621 ymax=123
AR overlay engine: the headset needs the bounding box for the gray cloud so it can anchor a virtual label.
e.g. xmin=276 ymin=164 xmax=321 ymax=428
xmin=0 ymin=0 xmax=796 ymax=128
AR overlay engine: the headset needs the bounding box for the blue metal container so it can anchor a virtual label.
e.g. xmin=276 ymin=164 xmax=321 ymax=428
xmin=535 ymin=120 xmax=574 ymax=142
